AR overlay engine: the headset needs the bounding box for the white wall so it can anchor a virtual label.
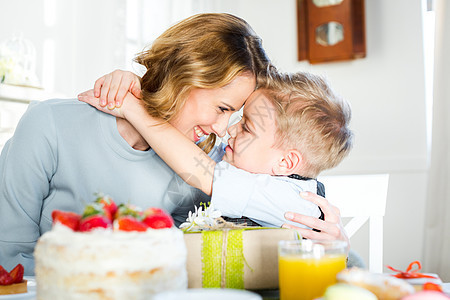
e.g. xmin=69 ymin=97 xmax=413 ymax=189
xmin=0 ymin=0 xmax=431 ymax=273
xmin=0 ymin=0 xmax=127 ymax=97
xmin=219 ymin=0 xmax=428 ymax=175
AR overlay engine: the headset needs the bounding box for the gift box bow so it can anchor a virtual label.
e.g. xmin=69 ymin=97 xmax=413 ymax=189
xmin=387 ymin=261 xmax=438 ymax=279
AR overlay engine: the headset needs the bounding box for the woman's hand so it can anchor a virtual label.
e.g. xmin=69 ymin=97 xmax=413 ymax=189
xmin=282 ymin=192 xmax=350 ymax=249
xmin=93 ymin=69 xmax=142 ymax=109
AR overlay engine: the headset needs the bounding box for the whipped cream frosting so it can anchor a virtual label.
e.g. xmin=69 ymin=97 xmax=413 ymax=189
xmin=36 ymin=224 xmax=186 ymax=274
xmin=35 ymin=224 xmax=188 ymax=300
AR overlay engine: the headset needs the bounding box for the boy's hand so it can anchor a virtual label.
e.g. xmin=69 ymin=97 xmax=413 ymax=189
xmin=78 ymin=89 xmax=125 ymax=119
xmin=78 ymin=89 xmax=145 ymax=122
xmin=93 ymin=70 xmax=142 ymax=109
xmin=282 ymin=192 xmax=350 ymax=252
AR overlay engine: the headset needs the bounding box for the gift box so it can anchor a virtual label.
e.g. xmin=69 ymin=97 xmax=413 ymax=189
xmin=387 ymin=261 xmax=443 ymax=292
xmin=184 ymin=228 xmax=299 ymax=290
xmin=405 ymin=274 xmax=443 ymax=291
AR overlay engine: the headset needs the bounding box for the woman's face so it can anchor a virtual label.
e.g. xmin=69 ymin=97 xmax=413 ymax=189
xmin=169 ymin=74 xmax=256 ymax=142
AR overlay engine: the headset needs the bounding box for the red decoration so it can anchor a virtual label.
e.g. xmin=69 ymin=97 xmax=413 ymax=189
xmin=387 ymin=261 xmax=438 ymax=279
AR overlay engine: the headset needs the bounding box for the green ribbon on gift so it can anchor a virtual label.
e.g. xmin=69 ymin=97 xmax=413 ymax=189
xmin=201 ymin=229 xmax=245 ymax=289
xmin=194 ymin=227 xmax=299 ymax=289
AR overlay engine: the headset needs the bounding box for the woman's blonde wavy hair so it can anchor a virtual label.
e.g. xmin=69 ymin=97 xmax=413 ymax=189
xmin=135 ymin=13 xmax=270 ymax=153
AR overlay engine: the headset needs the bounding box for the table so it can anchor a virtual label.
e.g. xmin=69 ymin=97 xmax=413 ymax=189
xmin=13 ymin=278 xmax=450 ymax=300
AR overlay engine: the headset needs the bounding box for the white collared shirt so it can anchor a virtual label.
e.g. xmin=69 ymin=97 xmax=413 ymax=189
xmin=211 ymin=161 xmax=321 ymax=228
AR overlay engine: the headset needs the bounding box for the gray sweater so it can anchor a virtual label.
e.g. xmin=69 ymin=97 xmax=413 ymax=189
xmin=0 ymin=99 xmax=216 ymax=275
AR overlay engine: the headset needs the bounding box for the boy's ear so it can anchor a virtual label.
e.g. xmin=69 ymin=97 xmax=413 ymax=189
xmin=273 ymin=150 xmax=303 ymax=175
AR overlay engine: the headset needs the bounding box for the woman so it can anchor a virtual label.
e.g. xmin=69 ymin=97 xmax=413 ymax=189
xmin=0 ymin=13 xmax=269 ymax=275
xmin=79 ymin=13 xmax=349 ymax=244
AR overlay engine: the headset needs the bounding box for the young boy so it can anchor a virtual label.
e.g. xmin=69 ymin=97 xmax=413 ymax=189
xmin=83 ymin=71 xmax=353 ymax=228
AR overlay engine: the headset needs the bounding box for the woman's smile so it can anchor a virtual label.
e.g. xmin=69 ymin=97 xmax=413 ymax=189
xmin=193 ymin=125 xmax=208 ymax=142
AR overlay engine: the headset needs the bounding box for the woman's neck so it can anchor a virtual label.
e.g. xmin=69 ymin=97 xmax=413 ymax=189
xmin=116 ymin=118 xmax=150 ymax=151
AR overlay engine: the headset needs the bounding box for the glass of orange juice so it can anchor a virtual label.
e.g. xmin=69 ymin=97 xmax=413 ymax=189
xmin=278 ymin=240 xmax=348 ymax=300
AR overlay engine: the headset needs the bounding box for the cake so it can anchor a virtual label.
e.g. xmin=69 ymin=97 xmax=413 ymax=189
xmin=0 ymin=263 xmax=27 ymax=295
xmin=337 ymin=268 xmax=415 ymax=300
xmin=0 ymin=280 xmax=27 ymax=295
xmin=34 ymin=196 xmax=187 ymax=300
xmin=402 ymin=290 xmax=450 ymax=300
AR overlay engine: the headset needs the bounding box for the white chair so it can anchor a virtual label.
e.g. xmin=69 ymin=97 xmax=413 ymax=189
xmin=317 ymin=174 xmax=389 ymax=273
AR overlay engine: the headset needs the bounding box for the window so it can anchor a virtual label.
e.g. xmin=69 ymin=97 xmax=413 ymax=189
xmin=423 ymin=0 xmax=435 ymax=156
xmin=125 ymin=0 xmax=218 ymax=74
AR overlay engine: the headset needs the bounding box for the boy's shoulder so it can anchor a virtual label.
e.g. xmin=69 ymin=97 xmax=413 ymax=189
xmin=215 ymin=161 xmax=317 ymax=189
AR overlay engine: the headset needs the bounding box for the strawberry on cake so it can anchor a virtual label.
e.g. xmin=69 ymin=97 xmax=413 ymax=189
xmin=34 ymin=195 xmax=187 ymax=300
xmin=0 ymin=264 xmax=27 ymax=295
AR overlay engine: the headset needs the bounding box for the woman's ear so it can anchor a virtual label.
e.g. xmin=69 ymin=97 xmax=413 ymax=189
xmin=273 ymin=150 xmax=302 ymax=175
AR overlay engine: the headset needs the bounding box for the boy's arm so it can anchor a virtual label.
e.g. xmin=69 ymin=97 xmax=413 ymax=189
xmin=129 ymin=106 xmax=216 ymax=196
xmin=79 ymin=91 xmax=216 ymax=196
xmin=212 ymin=163 xmax=321 ymax=228
xmin=93 ymin=70 xmax=142 ymax=109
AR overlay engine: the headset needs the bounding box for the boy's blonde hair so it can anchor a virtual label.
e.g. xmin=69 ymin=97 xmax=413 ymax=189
xmin=135 ymin=13 xmax=270 ymax=153
xmin=260 ymin=71 xmax=353 ymax=178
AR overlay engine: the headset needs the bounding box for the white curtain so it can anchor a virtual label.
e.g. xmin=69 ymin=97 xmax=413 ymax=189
xmin=423 ymin=0 xmax=450 ymax=282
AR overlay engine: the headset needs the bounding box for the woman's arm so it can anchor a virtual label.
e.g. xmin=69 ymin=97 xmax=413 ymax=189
xmin=78 ymin=91 xmax=216 ymax=196
xmin=282 ymin=192 xmax=350 ymax=251
xmin=0 ymin=102 xmax=58 ymax=275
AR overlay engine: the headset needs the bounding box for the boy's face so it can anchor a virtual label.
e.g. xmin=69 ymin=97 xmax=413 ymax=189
xmin=223 ymin=90 xmax=284 ymax=174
